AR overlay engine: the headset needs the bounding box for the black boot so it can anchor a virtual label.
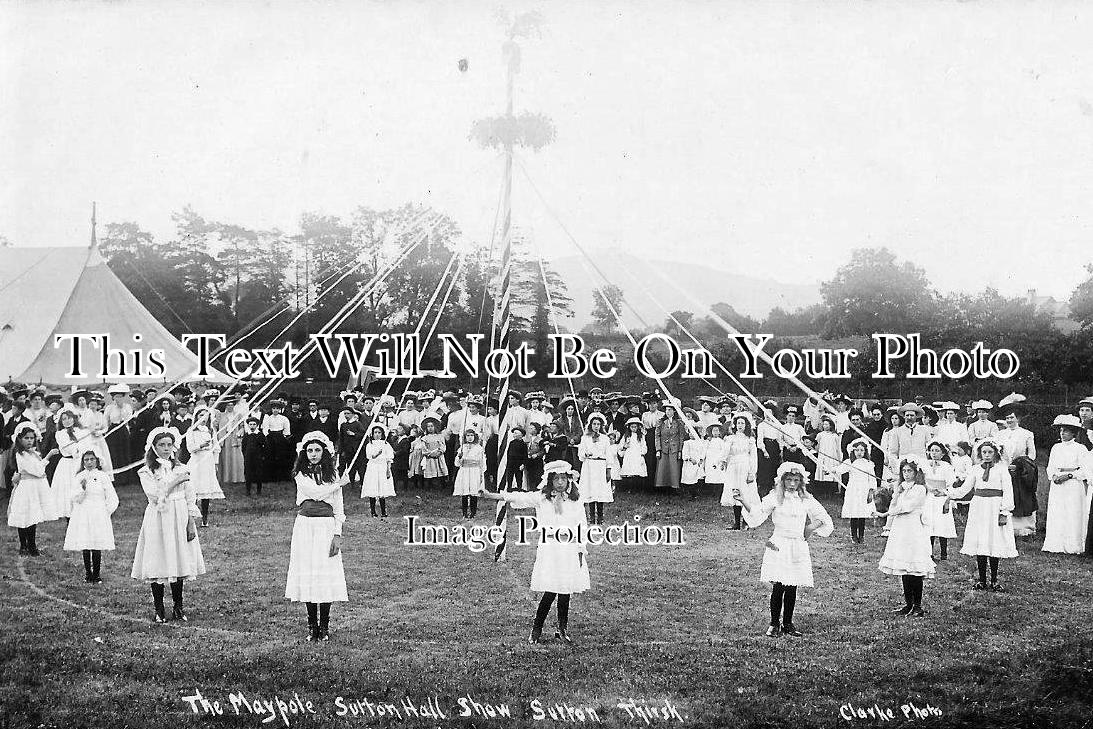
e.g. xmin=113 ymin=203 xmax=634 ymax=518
xmin=554 ymin=594 xmax=573 ymax=643
xmin=151 ymin=583 xmax=167 ymax=623
xmin=369 ymin=498 xmax=377 ymax=518
xmin=17 ymin=528 xmax=28 ymax=556
xmin=170 ymin=579 xmax=187 ymax=621
xmin=91 ymin=550 xmax=102 ymax=583
xmin=380 ymin=499 xmax=388 ymax=519
xmin=200 ymin=499 xmax=210 ymax=528
xmin=27 ymin=525 xmax=40 ymax=556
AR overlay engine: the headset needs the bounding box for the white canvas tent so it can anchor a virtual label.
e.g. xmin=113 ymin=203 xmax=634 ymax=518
xmin=0 ymin=244 xmax=234 ymax=387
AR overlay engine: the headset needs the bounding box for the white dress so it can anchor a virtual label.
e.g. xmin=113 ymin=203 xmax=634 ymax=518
xmin=948 ymin=465 xmax=1018 ymax=559
xmin=286 ymin=472 xmax=348 ymax=603
xmin=360 ymin=441 xmax=396 ymax=498
xmin=815 ymin=431 xmax=842 ymax=482
xmin=1042 ymin=441 xmax=1090 ymax=554
xmin=745 ymin=491 xmax=834 ymax=587
xmin=878 ymin=483 xmax=935 ymax=577
xmin=7 ymin=451 xmax=58 ymax=527
xmin=720 ymin=434 xmax=758 ymax=507
xmin=505 ymin=491 xmax=590 ymax=594
xmin=63 ymin=469 xmax=119 ymax=551
xmin=84 ymin=410 xmax=114 ymax=477
xmin=579 ymin=434 xmax=612 ymax=503
xmin=131 ymin=460 xmax=207 ymax=582
xmin=838 ymin=458 xmax=877 ymax=518
xmin=617 ymin=434 xmax=647 ymax=478
xmin=186 ymin=428 xmax=225 ymax=500
xmin=703 ymin=436 xmax=729 ymax=485
xmin=51 ymin=428 xmax=90 ymax=518
xmin=681 ymin=439 xmax=707 ymax=485
xmin=452 ymin=443 xmax=485 ymax=496
xmin=922 ymin=460 xmax=958 ymax=539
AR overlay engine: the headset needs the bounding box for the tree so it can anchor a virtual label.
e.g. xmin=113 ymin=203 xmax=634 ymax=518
xmin=762 ymin=303 xmax=827 ymax=335
xmin=591 ymin=284 xmax=625 ymax=333
xmin=1069 ymin=262 xmax=1093 ymax=329
xmin=820 ymin=247 xmax=934 ymax=337
xmin=665 ymin=310 xmax=694 ymax=335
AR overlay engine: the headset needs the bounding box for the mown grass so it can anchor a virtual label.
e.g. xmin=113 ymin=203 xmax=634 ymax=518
xmin=1 ymin=475 xmax=1091 ymax=729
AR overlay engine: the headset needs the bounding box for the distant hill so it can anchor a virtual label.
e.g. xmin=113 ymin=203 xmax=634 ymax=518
xmin=546 ymin=250 xmax=821 ymax=331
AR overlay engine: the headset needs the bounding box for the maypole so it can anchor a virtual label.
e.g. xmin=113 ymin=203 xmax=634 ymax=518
xmin=470 ymin=10 xmax=554 ymax=562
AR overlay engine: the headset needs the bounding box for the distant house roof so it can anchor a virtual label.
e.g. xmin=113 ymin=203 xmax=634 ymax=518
xmin=1027 ymin=289 xmax=1079 ymax=332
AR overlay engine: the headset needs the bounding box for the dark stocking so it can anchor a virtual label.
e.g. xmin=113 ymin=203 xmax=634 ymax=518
xmin=989 ymin=556 xmax=999 ymax=583
xmin=733 ymin=505 xmax=742 ymax=529
xmin=770 ymin=582 xmax=785 ymax=625
xmin=91 ymin=550 xmax=101 ymax=579
xmin=170 ymin=579 xmax=184 ymax=618
xmin=17 ymin=527 xmax=27 ymax=551
xmin=200 ymin=499 xmax=210 ymax=523
xmin=557 ymin=594 xmax=571 ymax=631
xmin=901 ymin=575 xmax=913 ymax=607
xmin=782 ymin=586 xmax=798 ymax=625
xmin=82 ymin=550 xmax=93 ymax=577
xmin=27 ymin=524 xmax=37 ymax=554
xmin=976 ymin=555 xmax=988 ymax=584
xmin=911 ymin=576 xmax=924 ymax=608
xmin=379 ymin=498 xmax=387 ymax=517
xmin=369 ymin=497 xmax=377 ymax=516
xmin=939 ymin=537 xmax=947 ymax=559
xmin=306 ymin=602 xmax=318 ymax=631
xmin=534 ymin=592 xmax=557 ymax=631
xmin=319 ymin=602 xmax=331 ymax=635
xmin=461 ymin=495 xmax=469 ymax=517
xmin=469 ymin=496 xmax=478 ymax=517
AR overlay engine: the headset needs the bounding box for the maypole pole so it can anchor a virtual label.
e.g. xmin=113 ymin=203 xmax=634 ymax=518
xmin=470 ymin=10 xmax=554 ymax=562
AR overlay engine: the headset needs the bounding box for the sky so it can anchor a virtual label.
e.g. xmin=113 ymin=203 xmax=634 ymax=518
xmin=3 ymin=0 xmax=1093 ymax=301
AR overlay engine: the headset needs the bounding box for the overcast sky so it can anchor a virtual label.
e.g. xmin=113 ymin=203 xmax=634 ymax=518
xmin=3 ymin=0 xmax=1092 ymax=300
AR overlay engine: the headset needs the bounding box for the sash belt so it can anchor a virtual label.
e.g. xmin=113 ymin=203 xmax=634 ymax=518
xmin=973 ymin=488 xmax=1003 ymax=498
xmin=298 ymin=500 xmax=335 ymax=518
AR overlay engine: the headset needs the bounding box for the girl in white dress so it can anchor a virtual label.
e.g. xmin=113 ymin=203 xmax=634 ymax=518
xmin=734 ymin=462 xmax=834 ymax=637
xmin=578 ymin=414 xmax=612 ymax=525
xmin=617 ymin=418 xmax=648 ymax=488
xmin=814 ymin=416 xmax=842 ymax=495
xmin=721 ymin=414 xmax=759 ymax=531
xmin=876 ymin=456 xmax=935 ymax=617
xmin=680 ymin=429 xmax=708 ymax=493
xmin=51 ymin=407 xmax=90 ymax=520
xmin=478 ymin=460 xmax=590 ymax=644
xmin=703 ymin=423 xmax=729 ymax=493
xmin=186 ymin=407 xmax=224 ymax=528
xmin=84 ymin=396 xmax=114 ymax=478
xmin=131 ymin=426 xmax=205 ymax=623
xmin=1042 ymin=416 xmax=1090 ymax=554
xmin=606 ymin=430 xmax=622 ymax=496
xmin=286 ymin=431 xmax=348 ymax=642
xmin=923 ymin=441 xmax=958 ymax=560
xmin=360 ymin=424 xmax=395 ymax=517
xmin=946 ymin=440 xmax=1018 ymax=591
xmin=837 ymin=439 xmax=877 ymax=543
xmin=453 ymin=429 xmax=485 ymax=518
xmin=8 ymin=423 xmax=57 ymax=556
xmin=64 ymin=449 xmax=119 ymax=583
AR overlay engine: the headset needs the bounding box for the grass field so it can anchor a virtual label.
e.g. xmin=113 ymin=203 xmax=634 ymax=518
xmin=2 ymin=474 xmax=1092 ymax=729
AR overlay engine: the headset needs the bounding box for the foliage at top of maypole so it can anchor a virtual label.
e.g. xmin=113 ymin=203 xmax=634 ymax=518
xmin=470 ymin=112 xmax=555 ymax=151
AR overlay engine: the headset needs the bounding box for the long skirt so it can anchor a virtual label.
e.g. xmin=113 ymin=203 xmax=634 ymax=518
xmin=64 ymin=498 xmax=116 ymax=551
xmin=1042 ymin=480 xmax=1087 ymax=554
xmin=7 ymin=475 xmax=57 ymax=528
xmin=131 ymin=499 xmax=206 ymax=581
xmin=530 ymin=541 xmax=590 ymax=594
xmin=190 ymin=451 xmax=225 ymax=500
xmin=286 ymin=516 xmax=347 ymax=603
xmin=265 ymin=433 xmax=292 ymax=482
xmin=580 ymin=460 xmax=612 ymax=503
xmin=720 ymin=460 xmax=758 ymax=507
xmin=643 ymin=431 xmax=658 ymax=486
xmin=51 ymin=457 xmax=80 ymax=519
xmin=655 ymin=452 xmax=682 ymax=490
xmin=219 ymin=436 xmax=245 ymax=484
xmin=105 ymin=427 xmax=133 ymax=484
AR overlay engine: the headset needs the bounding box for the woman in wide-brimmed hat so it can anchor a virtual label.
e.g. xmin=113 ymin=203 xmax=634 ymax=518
xmin=1043 ymin=415 xmax=1090 ymax=554
xmin=994 ymin=394 xmax=1038 ymax=537
xmin=654 ymin=400 xmax=688 ymax=491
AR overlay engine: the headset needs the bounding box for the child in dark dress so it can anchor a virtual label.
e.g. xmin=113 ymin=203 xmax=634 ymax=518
xmin=241 ymin=417 xmax=267 ymax=496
